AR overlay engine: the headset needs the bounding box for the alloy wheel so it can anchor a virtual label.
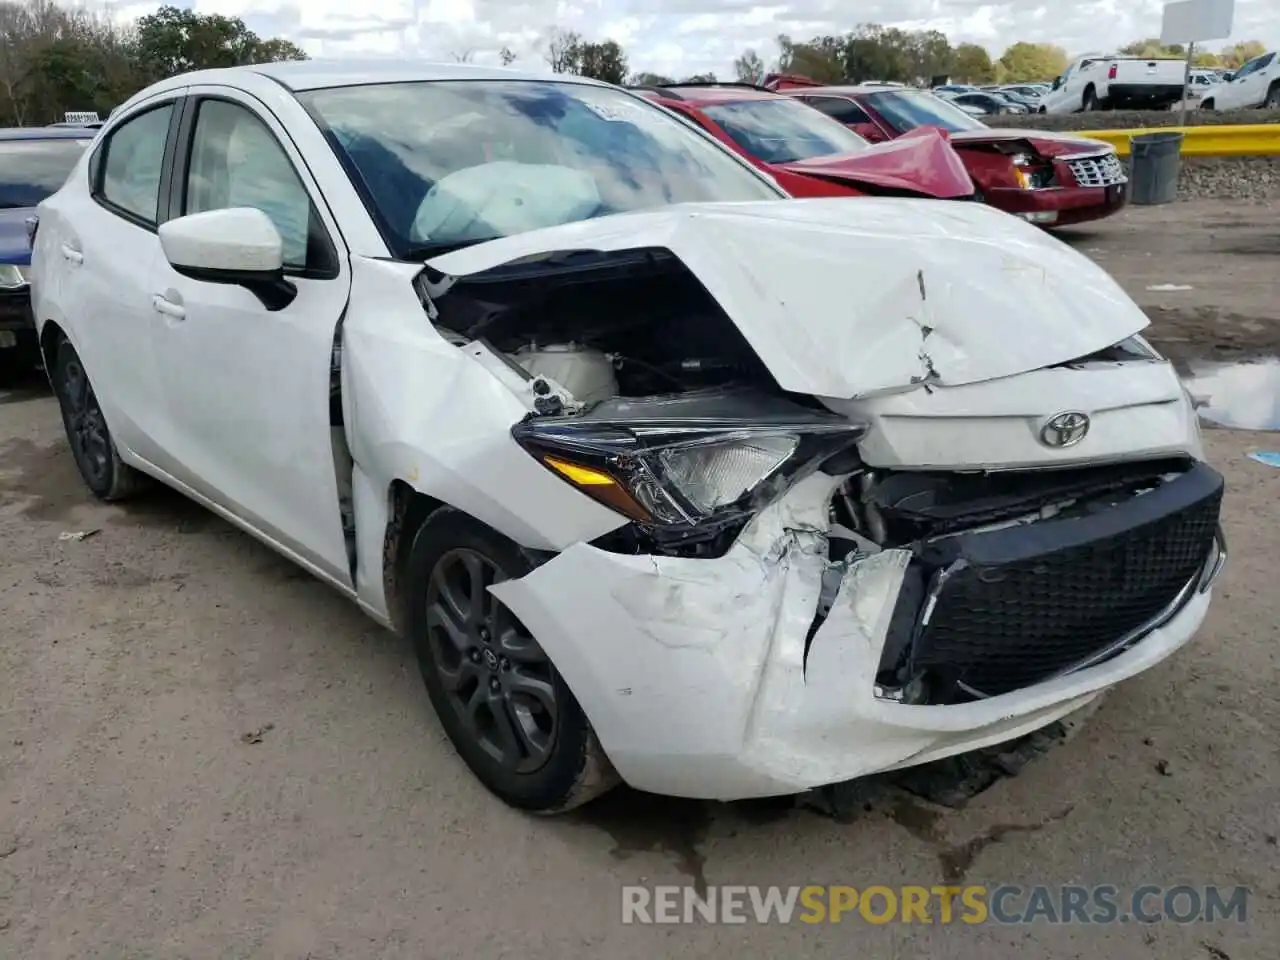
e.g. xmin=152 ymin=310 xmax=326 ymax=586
xmin=61 ymin=355 xmax=110 ymax=488
xmin=424 ymin=548 xmax=558 ymax=773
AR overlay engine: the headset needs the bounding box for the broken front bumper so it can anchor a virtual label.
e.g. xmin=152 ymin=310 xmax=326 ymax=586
xmin=490 ymin=470 xmax=1225 ymax=801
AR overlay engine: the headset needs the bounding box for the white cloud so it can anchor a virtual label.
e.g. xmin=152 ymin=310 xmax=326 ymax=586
xmin=112 ymin=0 xmax=1277 ymax=78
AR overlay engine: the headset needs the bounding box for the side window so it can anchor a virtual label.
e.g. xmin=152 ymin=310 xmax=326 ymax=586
xmin=803 ymin=96 xmax=872 ymax=125
xmin=183 ymin=99 xmax=315 ymax=270
xmin=98 ymin=103 xmax=174 ymax=224
xmin=1234 ymin=58 xmax=1258 ymax=79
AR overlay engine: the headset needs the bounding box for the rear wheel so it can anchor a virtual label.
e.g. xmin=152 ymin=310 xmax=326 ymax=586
xmin=1082 ymin=87 xmax=1101 ymax=111
xmin=51 ymin=336 xmax=145 ymax=501
xmin=1266 ymin=84 xmax=1280 ymax=109
xmin=406 ymin=508 xmax=617 ymax=812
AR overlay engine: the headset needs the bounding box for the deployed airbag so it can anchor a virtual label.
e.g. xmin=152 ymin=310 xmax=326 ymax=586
xmin=413 ymin=161 xmax=601 ymax=242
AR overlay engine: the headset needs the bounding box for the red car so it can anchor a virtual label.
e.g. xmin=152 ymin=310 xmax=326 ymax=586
xmin=628 ymin=83 xmax=975 ymax=201
xmin=765 ymin=77 xmax=1129 ymax=227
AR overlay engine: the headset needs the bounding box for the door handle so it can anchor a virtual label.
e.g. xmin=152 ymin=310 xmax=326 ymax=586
xmin=60 ymin=243 xmax=83 ymax=264
xmin=151 ymin=294 xmax=186 ymax=319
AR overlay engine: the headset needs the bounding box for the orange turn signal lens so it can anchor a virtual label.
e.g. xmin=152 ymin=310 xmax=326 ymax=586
xmin=540 ymin=455 xmax=652 ymax=521
xmin=544 ymin=456 xmax=615 ymax=486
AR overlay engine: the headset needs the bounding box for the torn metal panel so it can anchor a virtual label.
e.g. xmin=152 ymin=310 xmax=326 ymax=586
xmin=426 ymin=197 xmax=1149 ymax=399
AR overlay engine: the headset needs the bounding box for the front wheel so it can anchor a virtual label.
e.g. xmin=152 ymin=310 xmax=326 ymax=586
xmin=1082 ymin=87 xmax=1100 ymax=111
xmin=1265 ymin=85 xmax=1280 ymax=109
xmin=1200 ymin=98 xmax=1215 ymax=110
xmin=51 ymin=336 xmax=145 ymax=501
xmin=406 ymin=508 xmax=618 ymax=812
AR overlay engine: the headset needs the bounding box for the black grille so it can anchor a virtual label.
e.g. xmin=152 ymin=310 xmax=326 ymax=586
xmin=904 ymin=464 xmax=1223 ymax=702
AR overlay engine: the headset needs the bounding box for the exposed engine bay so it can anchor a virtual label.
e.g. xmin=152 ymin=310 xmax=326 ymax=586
xmin=409 ymin=242 xmax=1224 ymax=709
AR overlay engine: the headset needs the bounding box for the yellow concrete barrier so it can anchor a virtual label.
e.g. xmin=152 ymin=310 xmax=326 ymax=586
xmin=1072 ymin=124 xmax=1280 ymax=158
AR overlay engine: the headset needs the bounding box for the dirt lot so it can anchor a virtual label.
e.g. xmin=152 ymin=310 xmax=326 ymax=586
xmin=2 ymin=201 xmax=1278 ymax=959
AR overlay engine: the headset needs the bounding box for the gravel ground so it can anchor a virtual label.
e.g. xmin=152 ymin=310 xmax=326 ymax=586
xmin=1 ymin=201 xmax=1278 ymax=958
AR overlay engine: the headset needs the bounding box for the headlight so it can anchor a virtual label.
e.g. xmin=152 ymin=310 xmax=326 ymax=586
xmin=511 ymin=392 xmax=868 ymax=527
xmin=0 ymin=264 xmax=27 ymax=289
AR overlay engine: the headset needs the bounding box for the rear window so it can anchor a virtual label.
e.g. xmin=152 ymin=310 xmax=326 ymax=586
xmin=700 ymin=98 xmax=868 ymax=164
xmin=0 ymin=137 xmax=90 ymax=209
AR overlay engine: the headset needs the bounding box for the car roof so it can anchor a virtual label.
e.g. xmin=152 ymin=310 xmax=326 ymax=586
xmin=645 ymin=84 xmax=784 ymax=105
xmin=0 ymin=126 xmax=99 ymax=141
xmin=782 ymin=84 xmax=923 ymax=97
xmin=149 ymin=59 xmax=609 ymax=94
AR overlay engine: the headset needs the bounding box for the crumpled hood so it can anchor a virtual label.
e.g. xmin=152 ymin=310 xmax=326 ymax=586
xmin=949 ymin=127 xmax=1115 ymax=157
xmin=426 ymin=197 xmax=1149 ymax=399
xmin=776 ymin=127 xmax=974 ymax=199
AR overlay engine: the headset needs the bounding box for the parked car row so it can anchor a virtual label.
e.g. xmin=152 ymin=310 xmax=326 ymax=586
xmin=24 ymin=61 xmax=1225 ymax=815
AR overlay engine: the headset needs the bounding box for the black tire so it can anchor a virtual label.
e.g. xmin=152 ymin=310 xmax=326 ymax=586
xmin=1082 ymin=86 xmax=1100 ymax=111
xmin=406 ymin=508 xmax=618 ymax=813
xmin=1037 ymin=105 xmax=1047 ymax=114
xmin=51 ymin=335 xmax=146 ymax=501
xmin=1199 ymin=98 xmax=1215 ymax=110
xmin=1266 ymin=84 xmax=1280 ymax=109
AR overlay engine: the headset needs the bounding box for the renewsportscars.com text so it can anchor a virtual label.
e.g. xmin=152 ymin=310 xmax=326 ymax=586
xmin=622 ymin=884 xmax=1249 ymax=925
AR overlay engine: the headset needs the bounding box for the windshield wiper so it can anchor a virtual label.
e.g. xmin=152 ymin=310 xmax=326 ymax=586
xmin=401 ymin=238 xmax=491 ymax=261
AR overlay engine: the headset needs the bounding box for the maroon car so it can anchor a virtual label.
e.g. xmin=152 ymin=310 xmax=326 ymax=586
xmin=628 ymin=83 xmax=975 ymax=201
xmin=767 ymin=78 xmax=1129 ymax=227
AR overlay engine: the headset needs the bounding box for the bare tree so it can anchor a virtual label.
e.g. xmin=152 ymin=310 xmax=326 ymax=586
xmin=450 ymin=48 xmax=475 ymax=63
xmin=543 ymin=27 xmax=581 ymax=73
xmin=0 ymin=1 xmax=36 ymax=124
xmin=733 ymin=49 xmax=765 ymax=84
xmin=499 ymin=45 xmax=516 ymax=66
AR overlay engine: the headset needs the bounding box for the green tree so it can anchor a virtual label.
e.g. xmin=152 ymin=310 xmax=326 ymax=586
xmin=952 ymin=42 xmax=994 ymax=83
xmin=134 ymin=4 xmax=305 ymax=83
xmin=733 ymin=49 xmax=765 ymax=84
xmin=682 ymin=72 xmax=715 ymax=82
xmin=629 ymin=71 xmax=674 ymax=86
xmin=575 ymin=40 xmax=628 ymax=85
xmin=842 ymin=25 xmax=915 ymax=83
xmin=776 ymin=33 xmax=845 ymax=84
xmin=1219 ymin=40 xmax=1265 ymax=68
xmin=998 ymin=41 xmax=1068 ymax=82
xmin=908 ymin=29 xmax=953 ymax=81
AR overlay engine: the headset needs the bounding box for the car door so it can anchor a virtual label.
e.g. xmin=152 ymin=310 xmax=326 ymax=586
xmin=147 ymin=89 xmax=353 ymax=587
xmin=1216 ymin=56 xmax=1257 ymax=109
xmin=1238 ymin=53 xmax=1274 ymax=107
xmin=46 ymin=96 xmax=184 ymax=466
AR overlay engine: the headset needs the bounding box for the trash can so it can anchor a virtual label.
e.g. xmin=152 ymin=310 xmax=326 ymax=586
xmin=1128 ymin=131 xmax=1184 ymax=205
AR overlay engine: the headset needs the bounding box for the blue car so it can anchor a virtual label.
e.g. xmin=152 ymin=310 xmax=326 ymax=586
xmin=1 ymin=126 xmax=96 ymax=378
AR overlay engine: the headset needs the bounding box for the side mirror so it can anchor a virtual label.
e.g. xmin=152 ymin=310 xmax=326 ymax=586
xmin=159 ymin=207 xmax=296 ymax=311
xmin=1052 ymin=77 xmax=1062 ymax=90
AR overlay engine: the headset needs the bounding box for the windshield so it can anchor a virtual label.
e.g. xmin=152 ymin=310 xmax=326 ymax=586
xmin=701 ymin=97 xmax=868 ymax=164
xmin=298 ymin=79 xmax=782 ymax=258
xmin=0 ymin=137 xmax=90 ymax=209
xmin=865 ymin=90 xmax=988 ymax=134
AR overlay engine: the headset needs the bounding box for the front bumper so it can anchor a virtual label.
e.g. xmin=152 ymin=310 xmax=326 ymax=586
xmin=987 ymin=182 xmax=1128 ymax=226
xmin=491 ymin=467 xmax=1225 ymax=800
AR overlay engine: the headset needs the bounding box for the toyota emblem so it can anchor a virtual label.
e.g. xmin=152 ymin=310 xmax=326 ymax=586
xmin=1039 ymin=411 xmax=1090 ymax=448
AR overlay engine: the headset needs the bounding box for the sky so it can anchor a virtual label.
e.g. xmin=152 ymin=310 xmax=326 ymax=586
xmin=105 ymin=0 xmax=1278 ymax=80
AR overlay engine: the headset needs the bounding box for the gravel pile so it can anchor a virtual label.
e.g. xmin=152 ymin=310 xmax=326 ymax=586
xmin=1170 ymin=157 xmax=1280 ymax=200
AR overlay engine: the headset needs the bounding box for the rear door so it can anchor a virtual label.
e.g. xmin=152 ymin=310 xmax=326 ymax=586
xmin=146 ymin=87 xmax=353 ymax=586
xmin=38 ymin=95 xmax=185 ymax=465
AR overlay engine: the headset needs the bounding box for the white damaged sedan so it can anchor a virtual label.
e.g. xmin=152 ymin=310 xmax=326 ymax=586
xmin=29 ymin=61 xmax=1226 ymax=812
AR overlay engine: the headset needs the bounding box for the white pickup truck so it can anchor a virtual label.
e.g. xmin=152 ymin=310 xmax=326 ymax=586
xmin=1199 ymin=50 xmax=1280 ymax=111
xmin=1039 ymin=54 xmax=1188 ymax=113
